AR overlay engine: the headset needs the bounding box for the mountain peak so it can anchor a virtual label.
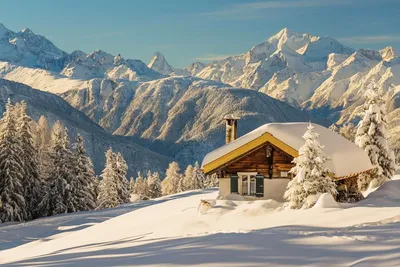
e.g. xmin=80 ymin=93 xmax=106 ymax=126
xmin=21 ymin=28 xmax=34 ymax=34
xmin=380 ymin=46 xmax=397 ymax=61
xmin=270 ymin=27 xmax=302 ymax=41
xmin=148 ymin=51 xmax=174 ymax=75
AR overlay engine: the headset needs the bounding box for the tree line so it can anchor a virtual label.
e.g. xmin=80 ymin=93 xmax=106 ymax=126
xmin=0 ymin=99 xmax=217 ymax=223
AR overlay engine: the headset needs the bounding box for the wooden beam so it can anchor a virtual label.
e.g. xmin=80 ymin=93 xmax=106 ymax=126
xmin=203 ymin=132 xmax=298 ymax=174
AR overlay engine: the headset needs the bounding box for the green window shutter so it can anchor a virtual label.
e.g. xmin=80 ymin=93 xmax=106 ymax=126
xmin=255 ymin=174 xmax=264 ymax=197
xmin=230 ymin=175 xmax=238 ymax=193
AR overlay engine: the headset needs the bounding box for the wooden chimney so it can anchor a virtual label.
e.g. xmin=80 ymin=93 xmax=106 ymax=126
xmin=224 ymin=115 xmax=240 ymax=144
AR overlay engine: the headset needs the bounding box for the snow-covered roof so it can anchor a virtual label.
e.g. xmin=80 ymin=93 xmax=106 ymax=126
xmin=202 ymin=123 xmax=373 ymax=178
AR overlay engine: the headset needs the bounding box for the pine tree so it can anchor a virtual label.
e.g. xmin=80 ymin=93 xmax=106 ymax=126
xmin=183 ymin=164 xmax=194 ymax=190
xmin=39 ymin=121 xmax=75 ymax=216
xmin=204 ymin=173 xmax=218 ymax=188
xmin=177 ymin=173 xmax=185 ymax=193
xmin=35 ymin=116 xmax=52 ymax=180
xmin=339 ymin=123 xmax=356 ymax=142
xmin=147 ymin=172 xmax=162 ymax=199
xmin=97 ymin=149 xmax=119 ymax=209
xmin=161 ymin=162 xmax=182 ymax=195
xmin=329 ymin=123 xmax=340 ymax=133
xmin=129 ymin=177 xmax=135 ymax=193
xmin=0 ymin=99 xmax=27 ymax=222
xmin=355 ymin=88 xmax=396 ymax=187
xmin=284 ymin=124 xmax=337 ymax=209
xmin=17 ymin=101 xmax=43 ymax=219
xmin=72 ymin=134 xmax=97 ymax=211
xmin=134 ymin=171 xmax=147 ymax=200
xmin=192 ymin=162 xmax=205 ymax=189
xmin=115 ymin=152 xmax=130 ymax=204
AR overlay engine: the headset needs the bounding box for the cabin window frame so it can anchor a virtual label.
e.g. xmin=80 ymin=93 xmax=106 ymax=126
xmin=237 ymin=172 xmax=258 ymax=196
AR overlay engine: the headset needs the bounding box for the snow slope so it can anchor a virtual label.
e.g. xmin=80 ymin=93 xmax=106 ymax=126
xmin=1 ymin=176 xmax=399 ymax=266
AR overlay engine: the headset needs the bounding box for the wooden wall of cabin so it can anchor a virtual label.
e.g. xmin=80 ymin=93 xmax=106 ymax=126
xmin=221 ymin=142 xmax=295 ymax=178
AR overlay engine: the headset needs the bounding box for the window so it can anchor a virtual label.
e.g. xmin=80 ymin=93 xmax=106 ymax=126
xmin=238 ymin=173 xmax=257 ymax=196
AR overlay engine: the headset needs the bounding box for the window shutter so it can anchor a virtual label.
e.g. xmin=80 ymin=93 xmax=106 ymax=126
xmin=230 ymin=175 xmax=238 ymax=193
xmin=255 ymin=174 xmax=264 ymax=198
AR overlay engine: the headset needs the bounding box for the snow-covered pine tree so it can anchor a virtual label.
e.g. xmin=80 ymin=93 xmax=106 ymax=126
xmin=283 ymin=124 xmax=337 ymax=209
xmin=39 ymin=121 xmax=75 ymax=216
xmin=90 ymin=173 xmax=100 ymax=205
xmin=0 ymin=99 xmax=27 ymax=222
xmin=134 ymin=171 xmax=148 ymax=200
xmin=71 ymin=134 xmax=97 ymax=211
xmin=339 ymin=123 xmax=356 ymax=142
xmin=134 ymin=171 xmax=143 ymax=195
xmin=35 ymin=116 xmax=52 ymax=180
xmin=355 ymin=88 xmax=396 ymax=188
xmin=329 ymin=123 xmax=340 ymax=133
xmin=204 ymin=173 xmax=218 ymax=188
xmin=183 ymin=164 xmax=194 ymax=190
xmin=97 ymin=148 xmax=119 ymax=209
xmin=161 ymin=162 xmax=182 ymax=195
xmin=177 ymin=172 xmax=185 ymax=193
xmin=147 ymin=171 xmax=162 ymax=199
xmin=114 ymin=152 xmax=130 ymax=204
xmin=17 ymin=101 xmax=43 ymax=219
xmin=129 ymin=177 xmax=135 ymax=193
xmin=192 ymin=162 xmax=205 ymax=189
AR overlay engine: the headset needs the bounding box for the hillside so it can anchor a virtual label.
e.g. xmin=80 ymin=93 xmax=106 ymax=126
xmin=1 ymin=175 xmax=399 ymax=266
xmin=61 ymin=76 xmax=323 ymax=166
xmin=0 ymin=78 xmax=170 ymax=176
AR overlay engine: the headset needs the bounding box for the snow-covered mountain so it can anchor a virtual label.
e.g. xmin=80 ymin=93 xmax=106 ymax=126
xmin=0 ymin=23 xmax=398 ymax=166
xmin=0 ymin=23 xmax=164 ymax=83
xmin=0 ymin=23 xmax=66 ymax=71
xmin=172 ymin=28 xmax=400 ymax=130
xmin=61 ymin=76 xmax=325 ymax=166
xmin=0 ymin=78 xmax=170 ymax=176
xmin=147 ymin=52 xmax=175 ymax=75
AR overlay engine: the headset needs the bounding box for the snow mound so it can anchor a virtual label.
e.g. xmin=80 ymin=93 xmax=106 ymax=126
xmin=313 ymin=193 xmax=341 ymax=209
xmin=365 ymin=179 xmax=400 ymax=201
xmin=217 ymin=194 xmax=246 ymax=201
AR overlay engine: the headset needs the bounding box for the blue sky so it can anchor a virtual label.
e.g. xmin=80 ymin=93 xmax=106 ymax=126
xmin=1 ymin=0 xmax=399 ymax=68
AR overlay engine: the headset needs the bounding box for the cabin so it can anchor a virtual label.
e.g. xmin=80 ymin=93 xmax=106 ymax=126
xmin=201 ymin=117 xmax=373 ymax=202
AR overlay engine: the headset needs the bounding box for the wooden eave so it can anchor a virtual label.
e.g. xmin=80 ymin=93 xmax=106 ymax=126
xmin=203 ymin=132 xmax=298 ymax=175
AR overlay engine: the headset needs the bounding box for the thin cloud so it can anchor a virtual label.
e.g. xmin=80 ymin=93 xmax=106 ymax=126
xmin=201 ymin=0 xmax=351 ymax=18
xmin=339 ymin=35 xmax=400 ymax=44
xmin=193 ymin=54 xmax=235 ymax=62
xmin=200 ymin=0 xmax=388 ymax=20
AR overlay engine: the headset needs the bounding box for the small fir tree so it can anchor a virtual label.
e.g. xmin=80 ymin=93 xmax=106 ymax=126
xmin=355 ymin=88 xmax=396 ymax=187
xmin=17 ymin=101 xmax=43 ymax=219
xmin=147 ymin=172 xmax=162 ymax=199
xmin=114 ymin=152 xmax=130 ymax=204
xmin=161 ymin=162 xmax=182 ymax=195
xmin=72 ymin=134 xmax=97 ymax=211
xmin=97 ymin=149 xmax=119 ymax=209
xmin=39 ymin=121 xmax=75 ymax=216
xmin=284 ymin=124 xmax=337 ymax=209
xmin=0 ymin=99 xmax=27 ymax=222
